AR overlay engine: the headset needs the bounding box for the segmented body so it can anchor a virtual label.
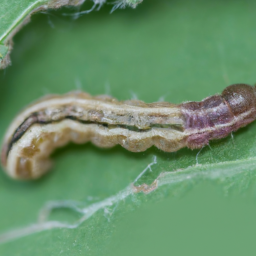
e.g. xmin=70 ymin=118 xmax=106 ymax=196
xmin=2 ymin=84 xmax=256 ymax=179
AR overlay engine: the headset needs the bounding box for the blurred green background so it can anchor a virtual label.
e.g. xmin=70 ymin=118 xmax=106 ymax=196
xmin=1 ymin=0 xmax=256 ymax=255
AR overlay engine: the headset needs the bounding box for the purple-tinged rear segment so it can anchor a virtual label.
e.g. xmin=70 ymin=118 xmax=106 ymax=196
xmin=180 ymin=84 xmax=256 ymax=149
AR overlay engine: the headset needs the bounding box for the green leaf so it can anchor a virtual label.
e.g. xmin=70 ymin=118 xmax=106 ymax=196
xmin=0 ymin=44 xmax=8 ymax=59
xmin=0 ymin=0 xmax=143 ymax=69
xmin=1 ymin=0 xmax=256 ymax=255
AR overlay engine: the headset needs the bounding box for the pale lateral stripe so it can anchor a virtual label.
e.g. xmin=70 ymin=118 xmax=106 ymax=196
xmin=6 ymin=120 xmax=185 ymax=178
xmin=4 ymin=95 xmax=182 ymax=144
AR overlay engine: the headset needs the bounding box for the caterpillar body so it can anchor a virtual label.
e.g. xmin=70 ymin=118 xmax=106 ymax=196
xmin=2 ymin=83 xmax=256 ymax=179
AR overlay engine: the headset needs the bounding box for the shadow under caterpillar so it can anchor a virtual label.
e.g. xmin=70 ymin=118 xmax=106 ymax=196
xmin=1 ymin=83 xmax=256 ymax=179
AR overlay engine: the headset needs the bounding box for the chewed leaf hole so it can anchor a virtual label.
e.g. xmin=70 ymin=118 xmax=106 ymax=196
xmin=38 ymin=201 xmax=84 ymax=225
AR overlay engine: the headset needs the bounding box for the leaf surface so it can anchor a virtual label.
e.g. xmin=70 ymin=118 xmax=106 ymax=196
xmin=1 ymin=0 xmax=256 ymax=255
xmin=0 ymin=0 xmax=142 ymax=68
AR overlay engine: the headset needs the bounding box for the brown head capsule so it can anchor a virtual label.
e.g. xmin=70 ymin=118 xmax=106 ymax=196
xmin=222 ymin=84 xmax=256 ymax=117
xmin=1 ymin=84 xmax=256 ymax=180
